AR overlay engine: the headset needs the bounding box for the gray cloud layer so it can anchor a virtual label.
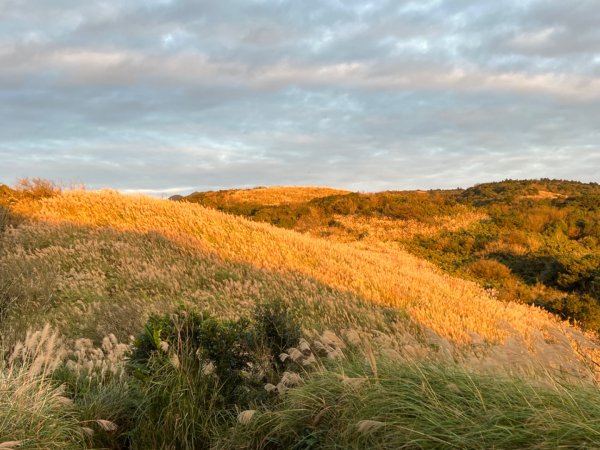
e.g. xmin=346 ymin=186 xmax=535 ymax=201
xmin=1 ymin=0 xmax=599 ymax=194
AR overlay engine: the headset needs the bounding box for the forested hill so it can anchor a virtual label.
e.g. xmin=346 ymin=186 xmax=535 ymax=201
xmin=178 ymin=179 xmax=600 ymax=332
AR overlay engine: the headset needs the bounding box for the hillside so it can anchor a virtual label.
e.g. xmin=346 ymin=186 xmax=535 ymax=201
xmin=3 ymin=186 xmax=598 ymax=372
xmin=184 ymin=186 xmax=350 ymax=206
xmin=3 ymin=181 xmax=600 ymax=449
xmin=179 ymin=179 xmax=600 ymax=333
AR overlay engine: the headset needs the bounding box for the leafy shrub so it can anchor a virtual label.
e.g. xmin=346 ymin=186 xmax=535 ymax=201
xmin=467 ymin=259 xmax=513 ymax=286
xmin=254 ymin=298 xmax=301 ymax=371
xmin=131 ymin=309 xmax=258 ymax=402
xmin=128 ymin=302 xmax=303 ymax=448
xmin=14 ymin=178 xmax=61 ymax=200
xmin=539 ymin=293 xmax=600 ymax=332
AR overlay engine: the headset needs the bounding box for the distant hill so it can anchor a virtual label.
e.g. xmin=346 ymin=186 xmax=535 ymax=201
xmin=183 ymin=186 xmax=350 ymax=206
xmin=459 ymin=179 xmax=600 ymax=206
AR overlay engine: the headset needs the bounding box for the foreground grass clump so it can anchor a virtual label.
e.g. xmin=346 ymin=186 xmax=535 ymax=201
xmin=0 ymin=326 xmax=85 ymax=449
xmin=222 ymin=356 xmax=600 ymax=450
xmin=4 ymin=314 xmax=600 ymax=449
xmin=128 ymin=304 xmax=302 ymax=449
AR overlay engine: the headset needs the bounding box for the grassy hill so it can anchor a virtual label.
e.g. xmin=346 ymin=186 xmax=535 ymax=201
xmin=178 ymin=180 xmax=600 ymax=332
xmin=2 ymin=180 xmax=600 ymax=449
xmin=184 ymin=186 xmax=350 ymax=206
xmin=11 ymin=188 xmax=586 ymax=350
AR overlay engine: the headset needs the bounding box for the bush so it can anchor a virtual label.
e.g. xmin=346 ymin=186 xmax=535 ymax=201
xmin=131 ymin=309 xmax=258 ymax=403
xmin=14 ymin=178 xmax=61 ymax=200
xmin=254 ymin=299 xmax=301 ymax=371
xmin=467 ymin=259 xmax=513 ymax=286
xmin=128 ymin=302 xmax=302 ymax=448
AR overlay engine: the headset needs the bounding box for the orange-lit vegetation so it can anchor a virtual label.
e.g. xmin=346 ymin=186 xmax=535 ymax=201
xmin=13 ymin=190 xmax=572 ymax=345
xmin=2 ymin=179 xmax=600 ymax=449
xmin=180 ymin=180 xmax=600 ymax=332
xmin=312 ymin=211 xmax=487 ymax=245
xmin=185 ymin=186 xmax=350 ymax=206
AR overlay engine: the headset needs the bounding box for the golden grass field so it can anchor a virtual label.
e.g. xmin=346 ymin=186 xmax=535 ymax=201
xmin=187 ymin=186 xmax=350 ymax=205
xmin=8 ymin=188 xmax=600 ymax=380
xmin=312 ymin=210 xmax=488 ymax=246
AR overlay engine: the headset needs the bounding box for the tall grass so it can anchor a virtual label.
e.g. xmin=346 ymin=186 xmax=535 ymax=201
xmin=221 ymin=355 xmax=600 ymax=449
xmin=17 ymin=191 xmax=561 ymax=341
xmin=4 ymin=185 xmax=600 ymax=449
xmin=0 ymin=326 xmax=84 ymax=449
xmin=0 ymin=221 xmax=407 ymax=343
xmin=13 ymin=189 xmax=600 ymax=377
xmin=2 ymin=316 xmax=600 ymax=449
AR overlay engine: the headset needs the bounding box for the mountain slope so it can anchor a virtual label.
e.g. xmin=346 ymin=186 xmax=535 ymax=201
xmin=10 ymin=189 xmax=600 ymax=378
xmin=179 ymin=180 xmax=600 ymax=332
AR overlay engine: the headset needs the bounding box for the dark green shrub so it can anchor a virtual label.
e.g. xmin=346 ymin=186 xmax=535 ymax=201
xmin=131 ymin=310 xmax=258 ymax=403
xmin=254 ymin=299 xmax=301 ymax=370
xmin=467 ymin=259 xmax=513 ymax=286
xmin=128 ymin=303 xmax=303 ymax=449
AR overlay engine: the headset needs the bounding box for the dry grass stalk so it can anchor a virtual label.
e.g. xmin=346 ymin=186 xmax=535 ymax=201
xmin=356 ymin=420 xmax=385 ymax=433
xmin=237 ymin=410 xmax=257 ymax=425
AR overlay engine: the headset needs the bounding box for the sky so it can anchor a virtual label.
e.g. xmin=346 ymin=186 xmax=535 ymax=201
xmin=1 ymin=0 xmax=599 ymax=195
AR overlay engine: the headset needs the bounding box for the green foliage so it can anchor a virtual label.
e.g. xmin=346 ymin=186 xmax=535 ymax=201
xmin=556 ymin=255 xmax=600 ymax=299
xmin=52 ymin=365 xmax=137 ymax=450
xmin=254 ymin=298 xmax=302 ymax=370
xmin=131 ymin=309 xmax=258 ymax=403
xmin=0 ymin=366 xmax=86 ymax=449
xmin=184 ymin=179 xmax=600 ymax=333
xmin=127 ymin=302 xmax=303 ymax=448
xmin=129 ymin=351 xmax=226 ymax=449
xmin=537 ymin=293 xmax=600 ymax=330
xmin=183 ymin=190 xmax=468 ymax=231
xmin=221 ymin=356 xmax=600 ymax=450
xmin=459 ymin=179 xmax=600 ymax=206
xmin=403 ymin=180 xmax=600 ymax=331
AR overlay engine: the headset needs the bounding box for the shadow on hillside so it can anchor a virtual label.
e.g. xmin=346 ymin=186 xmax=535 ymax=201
xmin=0 ymin=204 xmax=26 ymax=233
xmin=0 ymin=215 xmax=417 ymax=345
xmin=488 ymin=252 xmax=563 ymax=286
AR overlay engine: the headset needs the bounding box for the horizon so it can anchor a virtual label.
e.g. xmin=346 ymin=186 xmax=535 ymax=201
xmin=4 ymin=176 xmax=600 ymax=199
xmin=2 ymin=1 xmax=599 ymax=192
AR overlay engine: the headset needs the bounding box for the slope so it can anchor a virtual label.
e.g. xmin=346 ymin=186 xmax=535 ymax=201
xmin=10 ymin=189 xmax=600 ymax=378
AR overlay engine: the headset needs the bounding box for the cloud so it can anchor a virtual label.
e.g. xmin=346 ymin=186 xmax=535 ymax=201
xmin=0 ymin=0 xmax=598 ymax=193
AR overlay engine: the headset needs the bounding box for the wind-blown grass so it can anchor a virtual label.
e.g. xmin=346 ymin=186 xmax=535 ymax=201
xmin=3 ymin=184 xmax=600 ymax=449
xmin=12 ymin=190 xmax=600 ymax=377
xmin=0 ymin=221 xmax=410 ymax=343
xmin=221 ymin=355 xmax=600 ymax=450
xmin=0 ymin=326 xmax=84 ymax=449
